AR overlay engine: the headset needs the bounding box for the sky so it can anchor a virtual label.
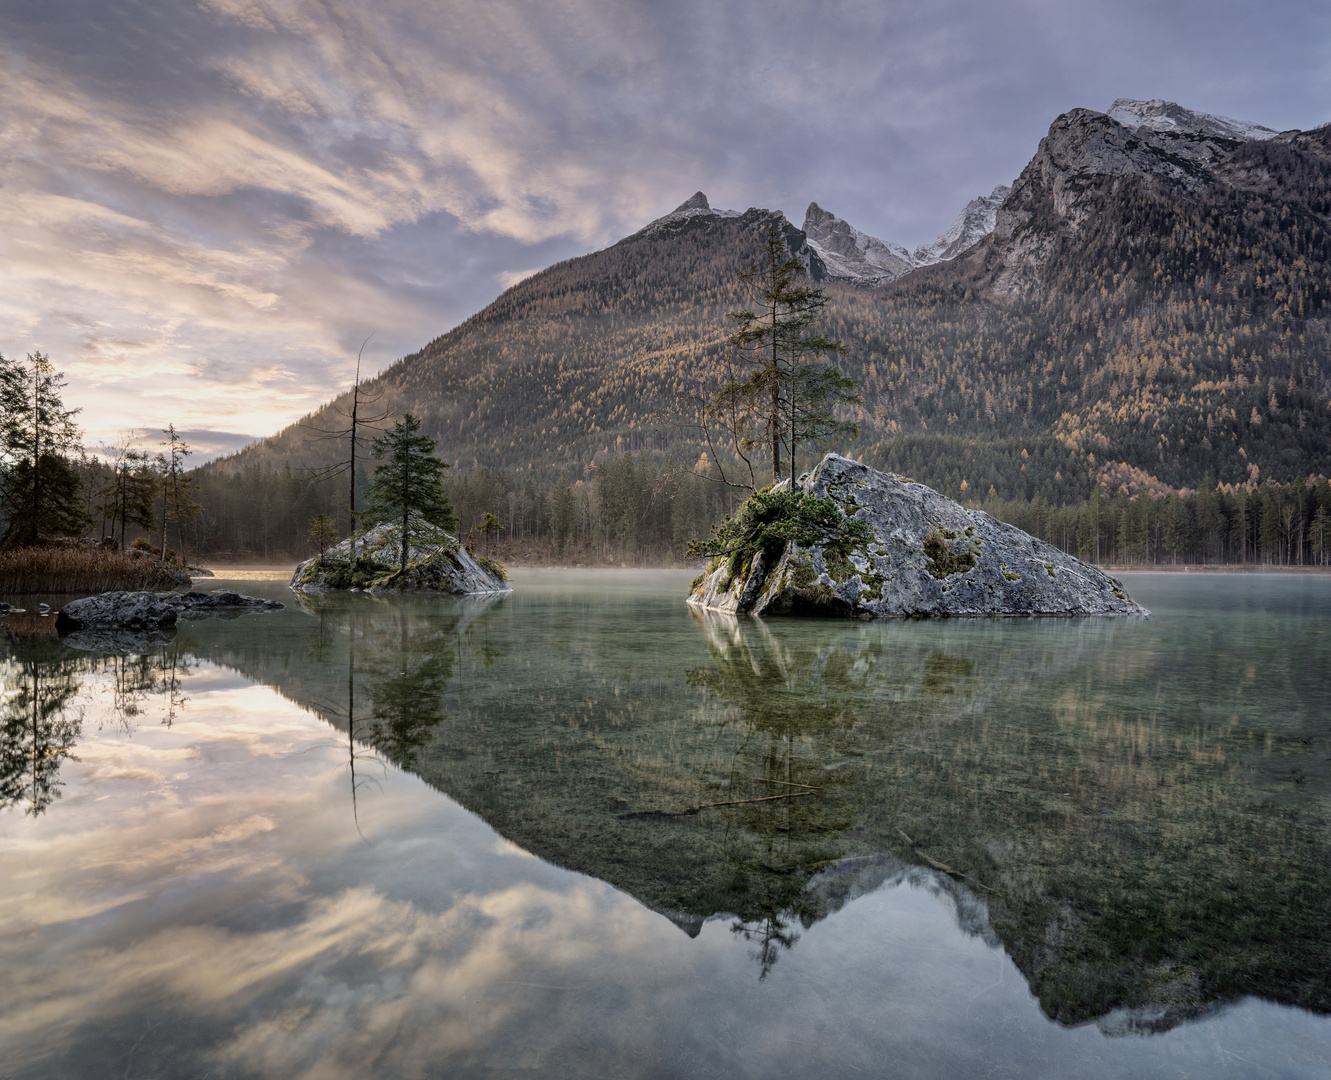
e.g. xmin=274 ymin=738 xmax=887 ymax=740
xmin=1 ymin=0 xmax=1328 ymax=460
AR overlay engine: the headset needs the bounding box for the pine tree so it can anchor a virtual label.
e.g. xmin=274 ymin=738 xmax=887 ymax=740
xmin=307 ymin=513 xmax=339 ymax=561
xmin=96 ymin=437 xmax=157 ymax=549
xmin=708 ymin=224 xmax=858 ymax=487
xmin=158 ymin=425 xmax=201 ymax=564
xmin=364 ymin=414 xmax=456 ymax=574
xmin=0 ymin=352 xmax=89 ymax=546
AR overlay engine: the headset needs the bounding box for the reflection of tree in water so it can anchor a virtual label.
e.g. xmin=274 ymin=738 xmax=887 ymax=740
xmin=688 ymin=617 xmax=874 ymax=976
xmin=364 ymin=612 xmax=454 ymax=770
xmin=103 ymin=647 xmax=194 ymax=730
xmin=291 ymin=595 xmax=488 ymax=830
xmin=0 ymin=634 xmax=198 ymax=816
xmin=0 ymin=638 xmax=85 ymax=816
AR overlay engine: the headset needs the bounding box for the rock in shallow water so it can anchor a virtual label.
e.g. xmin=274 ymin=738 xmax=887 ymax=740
xmin=55 ymin=590 xmax=285 ymax=633
xmin=290 ymin=516 xmax=510 ymax=595
xmin=55 ymin=591 xmax=180 ymax=631
xmin=688 ymin=453 xmax=1147 ymax=618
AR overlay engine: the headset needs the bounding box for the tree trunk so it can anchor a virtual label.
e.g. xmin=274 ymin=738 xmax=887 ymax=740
xmin=400 ymin=456 xmax=410 ymax=575
xmin=770 ymin=304 xmax=780 ymax=482
xmin=350 ymin=384 xmax=358 ymax=561
xmin=31 ymin=367 xmax=40 ymax=543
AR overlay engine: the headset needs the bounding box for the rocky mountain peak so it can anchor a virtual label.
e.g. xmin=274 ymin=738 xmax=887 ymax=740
xmin=802 ymin=203 xmax=916 ymax=286
xmin=985 ymin=103 xmax=1301 ymax=295
xmin=801 ymin=186 xmax=1012 ymax=288
xmin=673 ymin=191 xmax=711 ymax=213
xmin=912 ymin=185 xmax=1012 ymax=265
xmin=624 ymin=191 xmax=742 ymax=242
xmin=1106 ymin=98 xmax=1278 ymax=142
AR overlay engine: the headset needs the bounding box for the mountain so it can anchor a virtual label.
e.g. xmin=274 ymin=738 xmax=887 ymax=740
xmin=801 ymin=185 xmax=1012 ymax=286
xmin=1106 ymin=97 xmax=1280 ymax=141
xmin=802 ymin=202 xmax=917 ymax=285
xmin=212 ymin=99 xmax=1331 ymax=513
xmin=625 ymin=190 xmax=743 ymax=240
xmin=911 ymin=185 xmax=1012 ymax=264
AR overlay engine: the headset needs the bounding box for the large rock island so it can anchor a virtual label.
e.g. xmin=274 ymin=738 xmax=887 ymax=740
xmin=689 ymin=454 xmax=1145 ymax=617
xmin=291 ymin=516 xmax=511 ymax=595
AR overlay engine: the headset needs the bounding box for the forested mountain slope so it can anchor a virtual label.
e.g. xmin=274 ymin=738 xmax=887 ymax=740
xmin=212 ymin=102 xmax=1331 ymax=508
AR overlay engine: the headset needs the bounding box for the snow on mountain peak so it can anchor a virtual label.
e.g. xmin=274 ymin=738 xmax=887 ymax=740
xmin=803 ymin=186 xmax=1011 ymax=287
xmin=912 ymin=185 xmax=1011 ymax=266
xmin=803 ymin=203 xmax=915 ymax=285
xmin=629 ymin=192 xmax=742 ymax=239
xmin=1106 ymin=99 xmax=1277 ymax=142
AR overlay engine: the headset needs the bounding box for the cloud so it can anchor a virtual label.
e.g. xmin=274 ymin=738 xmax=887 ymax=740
xmin=0 ymin=0 xmax=1326 ymax=450
xmin=497 ymin=267 xmax=543 ymax=289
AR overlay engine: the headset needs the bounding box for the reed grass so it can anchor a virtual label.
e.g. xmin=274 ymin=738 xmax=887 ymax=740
xmin=0 ymin=545 xmax=188 ymax=595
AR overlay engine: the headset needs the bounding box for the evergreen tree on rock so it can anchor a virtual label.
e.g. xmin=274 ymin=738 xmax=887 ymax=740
xmin=363 ymin=414 xmax=457 ymax=574
xmin=704 ymin=224 xmax=859 ymax=489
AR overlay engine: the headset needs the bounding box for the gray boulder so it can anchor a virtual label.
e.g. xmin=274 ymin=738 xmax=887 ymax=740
xmin=55 ymin=590 xmax=180 ymax=632
xmin=688 ymin=454 xmax=1147 ymax=618
xmin=55 ymin=590 xmax=284 ymax=634
xmin=291 ymin=516 xmax=511 ymax=595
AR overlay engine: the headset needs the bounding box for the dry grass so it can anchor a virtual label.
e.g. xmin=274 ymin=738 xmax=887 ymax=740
xmin=0 ymin=545 xmax=188 ymax=595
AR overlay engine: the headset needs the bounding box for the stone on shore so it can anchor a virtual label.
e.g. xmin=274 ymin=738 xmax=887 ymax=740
xmin=688 ymin=453 xmax=1147 ymax=618
xmin=290 ymin=516 xmax=510 ymax=595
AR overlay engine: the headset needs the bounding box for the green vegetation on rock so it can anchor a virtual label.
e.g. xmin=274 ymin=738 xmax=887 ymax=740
xmin=923 ymin=526 xmax=980 ymax=579
xmin=688 ymin=489 xmax=870 ymax=579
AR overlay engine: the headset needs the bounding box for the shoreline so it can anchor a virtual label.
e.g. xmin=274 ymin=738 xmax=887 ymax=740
xmin=194 ymin=561 xmax=1331 ymax=576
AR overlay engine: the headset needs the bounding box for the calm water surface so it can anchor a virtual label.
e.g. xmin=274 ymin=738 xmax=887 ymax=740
xmin=1 ymin=569 xmax=1329 ymax=1078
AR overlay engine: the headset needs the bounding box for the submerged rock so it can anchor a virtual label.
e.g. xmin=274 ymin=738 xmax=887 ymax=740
xmin=171 ymin=592 xmax=285 ymax=619
xmin=689 ymin=453 xmax=1146 ymax=618
xmin=290 ymin=516 xmax=511 ymax=595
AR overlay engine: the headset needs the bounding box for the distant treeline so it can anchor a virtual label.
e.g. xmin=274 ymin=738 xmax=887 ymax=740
xmin=978 ymin=479 xmax=1331 ymax=567
xmin=183 ymin=451 xmax=1331 ymax=568
xmin=187 ymin=454 xmax=746 ymax=565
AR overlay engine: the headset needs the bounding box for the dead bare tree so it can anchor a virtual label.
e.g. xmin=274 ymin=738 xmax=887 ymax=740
xmin=299 ymin=334 xmax=392 ymax=559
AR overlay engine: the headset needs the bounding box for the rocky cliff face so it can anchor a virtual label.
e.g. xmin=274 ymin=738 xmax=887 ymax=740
xmin=983 ymin=102 xmax=1315 ymax=295
xmin=688 ymin=454 xmax=1146 ymax=618
xmin=802 ymin=202 xmax=917 ymax=285
xmin=911 ymin=185 xmax=1012 ymax=264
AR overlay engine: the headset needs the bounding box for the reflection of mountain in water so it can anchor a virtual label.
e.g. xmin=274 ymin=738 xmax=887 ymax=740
xmin=8 ymin=590 xmax=1330 ymax=1031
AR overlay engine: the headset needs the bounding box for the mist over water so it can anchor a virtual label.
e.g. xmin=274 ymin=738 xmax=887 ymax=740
xmin=1 ymin=570 xmax=1328 ymax=1078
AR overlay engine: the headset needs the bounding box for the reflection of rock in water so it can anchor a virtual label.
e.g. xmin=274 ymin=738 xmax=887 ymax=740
xmin=61 ymin=626 xmax=177 ymax=654
xmin=162 ymin=593 xmax=1331 ymax=1029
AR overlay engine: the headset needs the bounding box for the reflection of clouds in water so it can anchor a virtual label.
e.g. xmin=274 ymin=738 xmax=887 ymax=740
xmin=3 ymin=634 xmax=1330 ymax=1078
xmin=0 ymin=670 xmax=675 ymax=1072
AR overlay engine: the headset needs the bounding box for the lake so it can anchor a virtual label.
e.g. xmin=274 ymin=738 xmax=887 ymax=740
xmin=1 ymin=569 xmax=1328 ymax=1078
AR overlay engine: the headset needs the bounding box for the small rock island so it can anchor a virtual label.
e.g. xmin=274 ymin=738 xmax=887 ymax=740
xmin=689 ymin=454 xmax=1146 ymax=618
xmin=290 ymin=516 xmax=511 ymax=595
